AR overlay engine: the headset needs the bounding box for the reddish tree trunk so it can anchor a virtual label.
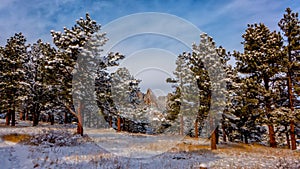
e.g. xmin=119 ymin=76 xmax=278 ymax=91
xmin=76 ymin=102 xmax=84 ymax=136
xmin=6 ymin=110 xmax=11 ymax=126
xmin=287 ymin=41 xmax=297 ymax=150
xmin=264 ymin=76 xmax=277 ymax=148
xmin=211 ymin=129 xmax=217 ymax=150
xmin=290 ymin=120 xmax=296 ymax=150
xmin=109 ymin=116 xmax=112 ymax=128
xmin=268 ymin=125 xmax=276 ymax=148
xmin=19 ymin=111 xmax=24 ymax=120
xmin=77 ymin=122 xmax=83 ymax=136
xmin=117 ymin=117 xmax=121 ymax=132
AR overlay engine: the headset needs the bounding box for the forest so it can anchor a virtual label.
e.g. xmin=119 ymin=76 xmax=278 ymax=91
xmin=0 ymin=6 xmax=299 ymax=158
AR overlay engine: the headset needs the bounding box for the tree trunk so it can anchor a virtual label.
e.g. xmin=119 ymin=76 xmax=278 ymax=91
xmin=290 ymin=120 xmax=296 ymax=150
xmin=77 ymin=122 xmax=83 ymax=136
xmin=216 ymin=126 xmax=219 ymax=144
xmin=64 ymin=111 xmax=68 ymax=124
xmin=50 ymin=114 xmax=54 ymax=125
xmin=32 ymin=110 xmax=40 ymax=126
xmin=19 ymin=111 xmax=24 ymax=121
xmin=194 ymin=119 xmax=198 ymax=138
xmin=264 ymin=76 xmax=277 ymax=148
xmin=32 ymin=103 xmax=40 ymax=126
xmin=222 ymin=124 xmax=227 ymax=142
xmin=5 ymin=110 xmax=11 ymax=126
xmin=117 ymin=116 xmax=121 ymax=132
xmin=211 ymin=129 xmax=217 ymax=150
xmin=109 ymin=116 xmax=112 ymax=128
xmin=286 ymin=38 xmax=297 ymax=150
xmin=77 ymin=102 xmax=84 ymax=136
xmin=33 ymin=112 xmax=39 ymax=126
xmin=11 ymin=108 xmax=15 ymax=126
xmin=268 ymin=125 xmax=277 ymax=148
xmin=285 ymin=125 xmax=290 ymax=149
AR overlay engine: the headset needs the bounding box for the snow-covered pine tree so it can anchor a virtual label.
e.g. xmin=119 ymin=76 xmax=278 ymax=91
xmin=111 ymin=67 xmax=142 ymax=121
xmin=23 ymin=40 xmax=59 ymax=126
xmin=166 ymin=52 xmax=199 ymax=135
xmin=95 ymin=68 xmax=116 ymax=127
xmin=190 ymin=44 xmax=211 ymax=137
xmin=192 ymin=34 xmax=227 ymax=149
xmin=50 ymin=13 xmax=102 ymax=135
xmin=214 ymin=46 xmax=241 ymax=143
xmin=73 ymin=29 xmax=124 ymax=130
xmin=234 ymin=23 xmax=283 ymax=148
xmin=278 ymin=7 xmax=300 ymax=150
xmin=0 ymin=33 xmax=28 ymax=126
xmin=165 ymin=53 xmax=186 ymax=124
xmin=221 ymin=65 xmax=241 ymax=142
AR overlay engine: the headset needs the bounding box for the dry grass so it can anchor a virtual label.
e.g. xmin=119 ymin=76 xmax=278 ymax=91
xmin=1 ymin=133 xmax=32 ymax=143
xmin=170 ymin=136 xmax=300 ymax=161
xmin=216 ymin=142 xmax=300 ymax=157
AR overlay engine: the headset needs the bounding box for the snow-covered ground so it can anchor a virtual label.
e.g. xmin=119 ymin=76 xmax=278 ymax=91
xmin=0 ymin=119 xmax=300 ymax=169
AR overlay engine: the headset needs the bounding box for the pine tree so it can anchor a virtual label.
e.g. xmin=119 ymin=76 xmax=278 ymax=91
xmin=167 ymin=33 xmax=227 ymax=148
xmin=50 ymin=13 xmax=102 ymax=135
xmin=166 ymin=52 xmax=199 ymax=135
xmin=111 ymin=67 xmax=142 ymax=119
xmin=192 ymin=33 xmax=227 ymax=149
xmin=0 ymin=33 xmax=28 ymax=126
xmin=221 ymin=65 xmax=242 ymax=142
xmin=24 ymin=40 xmax=58 ymax=126
xmin=234 ymin=23 xmax=283 ymax=148
xmin=278 ymin=7 xmax=300 ymax=150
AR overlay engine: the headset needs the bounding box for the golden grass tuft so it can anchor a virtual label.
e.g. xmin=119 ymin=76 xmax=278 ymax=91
xmin=1 ymin=133 xmax=31 ymax=143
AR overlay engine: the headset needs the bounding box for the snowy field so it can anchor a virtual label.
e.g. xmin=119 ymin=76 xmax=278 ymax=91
xmin=1 ymin=119 xmax=300 ymax=169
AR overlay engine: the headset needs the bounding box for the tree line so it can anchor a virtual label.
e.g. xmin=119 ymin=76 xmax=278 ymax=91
xmin=0 ymin=8 xmax=299 ymax=150
xmin=167 ymin=7 xmax=300 ymax=150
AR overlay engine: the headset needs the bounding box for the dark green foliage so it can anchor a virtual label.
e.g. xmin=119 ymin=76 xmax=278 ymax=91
xmin=0 ymin=33 xmax=28 ymax=126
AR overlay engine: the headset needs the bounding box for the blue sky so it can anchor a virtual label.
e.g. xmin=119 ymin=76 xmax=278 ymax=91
xmin=0 ymin=0 xmax=299 ymax=50
xmin=0 ymin=0 xmax=299 ymax=94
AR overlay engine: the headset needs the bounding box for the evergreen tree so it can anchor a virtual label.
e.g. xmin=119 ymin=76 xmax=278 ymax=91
xmin=192 ymin=34 xmax=226 ymax=150
xmin=234 ymin=23 xmax=283 ymax=148
xmin=0 ymin=33 xmax=28 ymax=126
xmin=278 ymin=7 xmax=300 ymax=150
xmin=166 ymin=52 xmax=199 ymax=135
xmin=50 ymin=13 xmax=102 ymax=135
xmin=111 ymin=67 xmax=142 ymax=119
xmin=24 ymin=40 xmax=58 ymax=126
xmin=167 ymin=34 xmax=226 ymax=149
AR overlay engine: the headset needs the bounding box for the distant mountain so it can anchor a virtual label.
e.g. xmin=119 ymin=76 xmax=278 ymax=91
xmin=144 ymin=88 xmax=159 ymax=107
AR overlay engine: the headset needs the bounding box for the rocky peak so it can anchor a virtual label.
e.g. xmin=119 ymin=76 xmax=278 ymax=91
xmin=144 ymin=88 xmax=159 ymax=107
